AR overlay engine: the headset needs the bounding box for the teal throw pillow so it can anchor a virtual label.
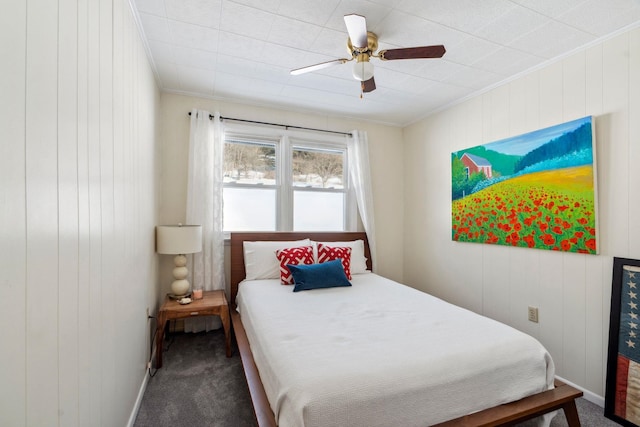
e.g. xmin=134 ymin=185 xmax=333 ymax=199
xmin=288 ymin=259 xmax=352 ymax=292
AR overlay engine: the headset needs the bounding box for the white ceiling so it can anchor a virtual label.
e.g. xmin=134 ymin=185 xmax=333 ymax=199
xmin=132 ymin=0 xmax=640 ymax=126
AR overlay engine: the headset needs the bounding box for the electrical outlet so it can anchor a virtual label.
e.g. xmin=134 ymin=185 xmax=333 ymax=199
xmin=528 ymin=306 xmax=539 ymax=323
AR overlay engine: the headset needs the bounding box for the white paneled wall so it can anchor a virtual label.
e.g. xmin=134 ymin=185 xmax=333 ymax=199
xmin=403 ymin=27 xmax=640 ymax=401
xmin=0 ymin=0 xmax=160 ymax=426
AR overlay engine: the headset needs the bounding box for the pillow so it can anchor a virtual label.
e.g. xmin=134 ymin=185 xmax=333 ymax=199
xmin=275 ymin=246 xmax=314 ymax=285
xmin=315 ymin=240 xmax=368 ymax=274
xmin=243 ymin=239 xmax=311 ymax=280
xmin=317 ymin=244 xmax=352 ymax=279
xmin=289 ymin=260 xmax=352 ymax=292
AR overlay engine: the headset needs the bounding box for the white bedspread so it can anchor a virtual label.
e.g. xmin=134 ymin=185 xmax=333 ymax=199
xmin=237 ymin=273 xmax=555 ymax=427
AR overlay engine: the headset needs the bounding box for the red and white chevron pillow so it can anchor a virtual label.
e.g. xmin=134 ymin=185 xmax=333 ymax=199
xmin=275 ymin=246 xmax=314 ymax=285
xmin=317 ymin=244 xmax=352 ymax=280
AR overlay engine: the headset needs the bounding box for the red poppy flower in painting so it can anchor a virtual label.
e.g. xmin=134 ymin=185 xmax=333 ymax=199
xmin=524 ymin=234 xmax=535 ymax=248
xmin=506 ymin=232 xmax=520 ymax=246
xmin=542 ymin=234 xmax=556 ymax=245
xmin=585 ymin=239 xmax=596 ymax=251
xmin=486 ymin=234 xmax=499 ymax=244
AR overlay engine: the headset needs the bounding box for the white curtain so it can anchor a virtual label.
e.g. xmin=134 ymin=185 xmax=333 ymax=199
xmin=348 ymin=130 xmax=377 ymax=272
xmin=185 ymin=109 xmax=225 ymax=332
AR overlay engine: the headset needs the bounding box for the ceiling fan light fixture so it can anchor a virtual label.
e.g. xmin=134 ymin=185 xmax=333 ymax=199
xmin=353 ymin=60 xmax=374 ymax=81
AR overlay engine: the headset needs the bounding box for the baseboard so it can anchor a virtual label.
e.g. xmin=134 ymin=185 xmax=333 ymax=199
xmin=555 ymin=375 xmax=605 ymax=408
xmin=127 ymin=368 xmax=150 ymax=427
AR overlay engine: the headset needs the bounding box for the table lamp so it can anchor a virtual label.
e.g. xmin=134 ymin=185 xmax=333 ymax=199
xmin=156 ymin=224 xmax=203 ymax=298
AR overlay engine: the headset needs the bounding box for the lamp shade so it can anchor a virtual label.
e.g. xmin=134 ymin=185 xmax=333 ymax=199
xmin=156 ymin=225 xmax=202 ymax=255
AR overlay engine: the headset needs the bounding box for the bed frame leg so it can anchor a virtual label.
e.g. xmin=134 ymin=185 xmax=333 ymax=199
xmin=562 ymin=400 xmax=580 ymax=427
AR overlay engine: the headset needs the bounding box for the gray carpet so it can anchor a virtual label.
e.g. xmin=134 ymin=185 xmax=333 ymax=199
xmin=134 ymin=329 xmax=256 ymax=427
xmin=135 ymin=330 xmax=617 ymax=427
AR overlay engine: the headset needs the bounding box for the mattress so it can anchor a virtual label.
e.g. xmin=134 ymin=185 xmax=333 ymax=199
xmin=236 ymin=273 xmax=555 ymax=427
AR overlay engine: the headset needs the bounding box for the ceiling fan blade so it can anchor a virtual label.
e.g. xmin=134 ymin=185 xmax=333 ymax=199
xmin=290 ymin=58 xmax=350 ymax=76
xmin=379 ymin=45 xmax=446 ymax=61
xmin=362 ymin=77 xmax=376 ymax=93
xmin=344 ymin=14 xmax=368 ymax=49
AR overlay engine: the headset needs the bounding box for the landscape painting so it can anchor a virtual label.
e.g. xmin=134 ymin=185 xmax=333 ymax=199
xmin=451 ymin=116 xmax=598 ymax=254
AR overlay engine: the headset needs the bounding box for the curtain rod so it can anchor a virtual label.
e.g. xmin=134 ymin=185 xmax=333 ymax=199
xmin=187 ymin=112 xmax=351 ymax=137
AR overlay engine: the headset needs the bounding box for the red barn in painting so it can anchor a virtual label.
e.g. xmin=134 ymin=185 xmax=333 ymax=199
xmin=460 ymin=153 xmax=492 ymax=178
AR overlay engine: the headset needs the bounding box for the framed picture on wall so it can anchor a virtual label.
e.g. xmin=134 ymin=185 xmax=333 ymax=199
xmin=606 ymin=257 xmax=640 ymax=426
xmin=451 ymin=116 xmax=598 ymax=254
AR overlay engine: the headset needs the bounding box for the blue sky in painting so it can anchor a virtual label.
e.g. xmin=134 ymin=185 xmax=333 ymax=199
xmin=486 ymin=116 xmax=592 ymax=156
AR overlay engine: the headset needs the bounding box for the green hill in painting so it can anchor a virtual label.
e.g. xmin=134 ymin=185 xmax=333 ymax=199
xmin=453 ymin=146 xmax=520 ymax=177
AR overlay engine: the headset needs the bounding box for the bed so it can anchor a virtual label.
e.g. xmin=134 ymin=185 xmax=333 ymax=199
xmin=230 ymin=232 xmax=582 ymax=427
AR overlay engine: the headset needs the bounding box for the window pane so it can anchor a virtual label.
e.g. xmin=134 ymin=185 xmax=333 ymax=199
xmin=223 ymin=187 xmax=276 ymax=231
xmin=293 ymin=191 xmax=344 ymax=231
xmin=224 ymin=140 xmax=276 ymax=185
xmin=292 ymin=148 xmax=343 ymax=189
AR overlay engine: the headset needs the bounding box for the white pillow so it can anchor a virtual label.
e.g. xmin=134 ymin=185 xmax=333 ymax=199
xmin=243 ymin=239 xmax=312 ymax=280
xmin=315 ymin=240 xmax=368 ymax=274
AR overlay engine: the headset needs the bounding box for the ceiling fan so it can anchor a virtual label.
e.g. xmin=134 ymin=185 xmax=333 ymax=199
xmin=290 ymin=14 xmax=446 ymax=94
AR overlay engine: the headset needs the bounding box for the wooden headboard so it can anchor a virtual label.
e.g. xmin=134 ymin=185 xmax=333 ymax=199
xmin=230 ymin=232 xmax=371 ymax=306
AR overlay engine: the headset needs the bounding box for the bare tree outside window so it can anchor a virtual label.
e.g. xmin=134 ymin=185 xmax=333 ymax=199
xmin=292 ymin=149 xmax=343 ymax=188
xmin=224 ymin=141 xmax=275 ymax=183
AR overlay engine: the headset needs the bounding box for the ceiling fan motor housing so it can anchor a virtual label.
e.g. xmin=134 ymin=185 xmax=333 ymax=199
xmin=347 ymin=31 xmax=379 ymax=56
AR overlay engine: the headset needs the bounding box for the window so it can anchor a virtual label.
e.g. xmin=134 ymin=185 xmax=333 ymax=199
xmin=223 ymin=126 xmax=353 ymax=232
xmin=223 ymin=138 xmax=277 ymax=231
xmin=292 ymin=145 xmax=345 ymax=231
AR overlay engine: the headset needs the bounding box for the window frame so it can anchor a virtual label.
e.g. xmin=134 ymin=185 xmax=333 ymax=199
xmin=222 ymin=123 xmax=356 ymax=234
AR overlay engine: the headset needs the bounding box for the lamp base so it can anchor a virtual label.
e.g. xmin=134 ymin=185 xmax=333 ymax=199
xmin=171 ymin=277 xmax=190 ymax=297
xmin=170 ymin=255 xmax=190 ymax=297
xmin=168 ymin=292 xmax=192 ymax=300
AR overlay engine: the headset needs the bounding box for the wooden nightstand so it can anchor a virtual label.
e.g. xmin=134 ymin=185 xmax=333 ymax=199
xmin=155 ymin=290 xmax=231 ymax=369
